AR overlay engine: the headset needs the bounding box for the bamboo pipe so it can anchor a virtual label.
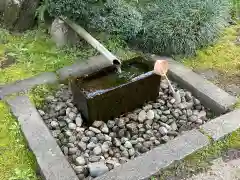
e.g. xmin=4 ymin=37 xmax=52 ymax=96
xmin=60 ymin=16 xmax=122 ymax=72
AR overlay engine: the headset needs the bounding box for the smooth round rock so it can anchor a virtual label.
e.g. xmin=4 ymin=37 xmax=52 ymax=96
xmin=146 ymin=110 xmax=155 ymax=120
xmin=159 ymin=126 xmax=168 ymax=135
xmin=68 ymin=123 xmax=77 ymax=130
xmin=93 ymin=146 xmax=102 ymax=155
xmin=88 ymin=162 xmax=109 ymax=177
xmin=124 ymin=141 xmax=133 ymax=149
xmin=76 ymin=156 xmax=86 ymax=166
xmin=101 ymin=123 xmax=109 ymax=134
xmin=75 ymin=116 xmax=83 ymax=127
xmin=138 ymin=110 xmax=146 ymax=122
xmin=50 ymin=121 xmax=59 ymax=128
xmin=89 ymin=127 xmax=101 ymax=134
xmin=78 ymin=141 xmax=87 ymax=151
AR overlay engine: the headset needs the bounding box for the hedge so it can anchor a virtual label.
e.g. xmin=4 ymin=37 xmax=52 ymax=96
xmin=47 ymin=0 xmax=230 ymax=55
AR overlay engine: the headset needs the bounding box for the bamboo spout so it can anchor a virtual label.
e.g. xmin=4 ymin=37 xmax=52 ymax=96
xmin=60 ymin=16 xmax=121 ymax=73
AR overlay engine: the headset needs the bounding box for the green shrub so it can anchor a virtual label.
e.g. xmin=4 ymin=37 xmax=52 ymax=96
xmin=47 ymin=0 xmax=142 ymax=40
xmin=135 ymin=0 xmax=230 ymax=55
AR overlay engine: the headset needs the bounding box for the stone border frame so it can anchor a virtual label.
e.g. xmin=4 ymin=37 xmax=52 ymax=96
xmin=1 ymin=55 xmax=240 ymax=180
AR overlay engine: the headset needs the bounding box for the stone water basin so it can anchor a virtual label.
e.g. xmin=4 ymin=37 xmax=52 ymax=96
xmin=70 ymin=57 xmax=160 ymax=124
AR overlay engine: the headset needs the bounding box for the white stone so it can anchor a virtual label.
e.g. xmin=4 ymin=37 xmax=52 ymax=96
xmin=146 ymin=110 xmax=155 ymax=120
xmin=138 ymin=110 xmax=147 ymax=122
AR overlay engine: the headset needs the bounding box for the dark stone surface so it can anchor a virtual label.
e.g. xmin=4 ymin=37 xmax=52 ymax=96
xmin=3 ymin=0 xmax=39 ymax=31
xmin=7 ymin=96 xmax=79 ymax=180
xmin=56 ymin=55 xmax=113 ymax=81
xmin=95 ymin=129 xmax=209 ymax=180
xmin=0 ymin=72 xmax=57 ymax=99
xmin=71 ymin=59 xmax=160 ymax=123
xmin=201 ymin=109 xmax=240 ymax=141
xmin=149 ymin=54 xmax=237 ymax=115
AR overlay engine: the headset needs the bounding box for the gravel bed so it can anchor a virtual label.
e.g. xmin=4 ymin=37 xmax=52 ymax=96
xmin=38 ymin=79 xmax=213 ymax=180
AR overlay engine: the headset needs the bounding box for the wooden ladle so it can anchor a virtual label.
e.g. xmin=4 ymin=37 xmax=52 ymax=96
xmin=154 ymin=60 xmax=181 ymax=103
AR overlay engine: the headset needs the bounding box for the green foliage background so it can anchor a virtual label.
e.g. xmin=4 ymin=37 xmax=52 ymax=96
xmin=47 ymin=0 xmax=230 ymax=56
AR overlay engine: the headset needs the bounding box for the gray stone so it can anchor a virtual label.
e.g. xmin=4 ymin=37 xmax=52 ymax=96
xmin=160 ymin=81 xmax=169 ymax=89
xmin=104 ymin=135 xmax=112 ymax=142
xmin=160 ymin=115 xmax=168 ymax=122
xmin=121 ymin=150 xmax=129 ymax=158
xmin=69 ymin=147 xmax=78 ymax=155
xmin=117 ymin=118 xmax=125 ymax=128
xmin=146 ymin=110 xmax=155 ymax=120
xmin=66 ymin=108 xmax=71 ymax=115
xmin=94 ymin=128 xmax=209 ymax=180
xmin=93 ymin=121 xmax=104 ymax=128
xmin=128 ymin=148 xmax=135 ymax=157
xmin=90 ymin=137 xmax=98 ymax=144
xmin=78 ymin=142 xmax=87 ymax=151
xmin=113 ymin=138 xmax=121 ymax=147
xmin=50 ymin=121 xmax=59 ymax=128
xmin=188 ymin=115 xmax=198 ymax=122
xmin=93 ymin=146 xmax=102 ymax=155
xmin=77 ymin=174 xmax=85 ymax=180
xmin=96 ymin=133 xmax=105 ymax=141
xmin=86 ymin=131 xmax=95 ymax=137
xmin=68 ymin=112 xmax=77 ymax=120
xmin=118 ymin=129 xmax=126 ymax=137
xmin=76 ymin=156 xmax=86 ymax=166
xmin=68 ymin=123 xmax=77 ymax=130
xmin=139 ymin=146 xmax=149 ymax=153
xmin=143 ymin=141 xmax=152 ymax=148
xmin=143 ymin=105 xmax=153 ymax=111
xmin=88 ymin=162 xmax=109 ymax=177
xmin=124 ymin=141 xmax=133 ymax=149
xmin=68 ymin=136 xmax=77 ymax=143
xmin=127 ymin=113 xmax=138 ymax=121
xmin=159 ymin=127 xmax=168 ymax=135
xmin=170 ymin=122 xmax=178 ymax=131
xmin=50 ymin=18 xmax=79 ymax=47
xmin=87 ymin=142 xmax=97 ymax=150
xmin=106 ymin=160 xmax=121 ymax=168
xmin=138 ymin=110 xmax=146 ymax=122
xmin=201 ymin=109 xmax=240 ymax=141
xmin=107 ymin=120 xmax=115 ymax=129
xmin=154 ymin=140 xmax=161 ymax=145
xmin=198 ymin=111 xmax=207 ymax=120
xmin=126 ymin=123 xmax=138 ymax=134
xmin=101 ymin=142 xmax=110 ymax=153
xmin=82 ymin=136 xmax=90 ymax=142
xmin=89 ymin=156 xmax=101 ymax=162
xmin=101 ymin=123 xmax=109 ymax=134
xmin=75 ymin=116 xmax=83 ymax=127
xmin=74 ymin=166 xmax=85 ymax=174
xmin=163 ymin=110 xmax=171 ymax=115
xmin=55 ymin=102 xmax=65 ymax=111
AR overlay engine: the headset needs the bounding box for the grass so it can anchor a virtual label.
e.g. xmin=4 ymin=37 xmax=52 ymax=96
xmin=0 ymin=102 xmax=38 ymax=180
xmin=0 ymin=28 xmax=137 ymax=85
xmin=182 ymin=25 xmax=240 ymax=77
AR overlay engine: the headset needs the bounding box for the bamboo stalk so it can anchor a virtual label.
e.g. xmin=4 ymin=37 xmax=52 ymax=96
xmin=60 ymin=16 xmax=122 ymax=72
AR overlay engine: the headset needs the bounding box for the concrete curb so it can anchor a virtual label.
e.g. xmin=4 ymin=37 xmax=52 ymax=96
xmin=0 ymin=72 xmax=58 ymax=100
xmin=150 ymin=55 xmax=237 ymax=115
xmin=7 ymin=96 xmax=79 ymax=180
xmin=95 ymin=130 xmax=209 ymax=180
xmin=0 ymin=55 xmax=112 ymax=100
xmin=56 ymin=55 xmax=112 ymax=81
xmin=201 ymin=109 xmax=240 ymax=141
